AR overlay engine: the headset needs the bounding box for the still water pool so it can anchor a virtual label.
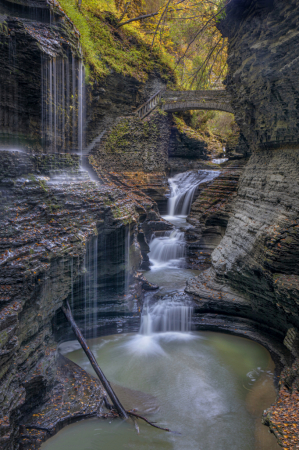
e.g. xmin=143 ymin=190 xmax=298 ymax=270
xmin=42 ymin=331 xmax=280 ymax=450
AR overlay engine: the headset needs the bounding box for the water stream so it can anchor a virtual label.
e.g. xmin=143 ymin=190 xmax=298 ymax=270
xmin=41 ymin=57 xmax=85 ymax=154
xmin=145 ymin=170 xmax=220 ymax=291
xmin=42 ymin=169 xmax=280 ymax=450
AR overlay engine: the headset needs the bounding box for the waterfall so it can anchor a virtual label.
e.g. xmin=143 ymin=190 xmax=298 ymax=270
xmin=78 ymin=61 xmax=85 ymax=158
xmin=149 ymin=230 xmax=185 ymax=269
xmin=41 ymin=57 xmax=85 ymax=154
xmin=125 ymin=224 xmax=130 ymax=295
xmin=139 ymin=299 xmax=193 ymax=335
xmin=167 ymin=170 xmax=221 ymax=217
xmin=82 ymin=237 xmax=98 ymax=338
xmin=148 ymin=170 xmax=220 ymax=269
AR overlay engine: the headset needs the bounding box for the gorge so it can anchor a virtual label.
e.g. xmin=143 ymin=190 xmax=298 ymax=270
xmin=1 ymin=0 xmax=299 ymax=449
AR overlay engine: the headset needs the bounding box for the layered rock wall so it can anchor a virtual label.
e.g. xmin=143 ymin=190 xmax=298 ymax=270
xmin=0 ymin=151 xmax=158 ymax=449
xmin=0 ymin=0 xmax=82 ymax=152
xmin=220 ymin=0 xmax=299 ymax=151
xmin=186 ymin=1 xmax=299 ymax=446
xmin=186 ymin=159 xmax=247 ymax=268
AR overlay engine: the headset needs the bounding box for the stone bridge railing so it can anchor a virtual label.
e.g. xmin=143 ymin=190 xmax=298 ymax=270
xmin=135 ymin=89 xmax=233 ymax=119
xmin=162 ymin=90 xmax=233 ymax=114
xmin=136 ymin=88 xmax=166 ymax=119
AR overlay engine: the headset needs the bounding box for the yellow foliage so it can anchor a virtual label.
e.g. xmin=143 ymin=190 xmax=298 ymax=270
xmin=58 ymin=0 xmax=176 ymax=82
xmin=58 ymin=0 xmax=227 ymax=89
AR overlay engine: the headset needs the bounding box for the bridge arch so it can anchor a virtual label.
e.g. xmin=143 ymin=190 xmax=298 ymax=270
xmin=162 ymin=90 xmax=233 ymax=115
xmin=136 ymin=89 xmax=233 ymax=119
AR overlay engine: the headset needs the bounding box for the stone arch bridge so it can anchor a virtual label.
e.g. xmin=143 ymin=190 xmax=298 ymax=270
xmin=136 ymin=89 xmax=233 ymax=119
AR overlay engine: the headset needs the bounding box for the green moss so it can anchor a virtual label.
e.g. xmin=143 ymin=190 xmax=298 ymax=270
xmin=112 ymin=205 xmax=132 ymax=223
xmin=0 ymin=22 xmax=8 ymax=36
xmin=57 ymin=0 xmax=176 ymax=82
xmin=39 ymin=179 xmax=48 ymax=192
xmin=105 ymin=119 xmax=130 ymax=152
xmin=103 ymin=115 xmax=161 ymax=154
xmin=173 ymin=115 xmax=207 ymax=142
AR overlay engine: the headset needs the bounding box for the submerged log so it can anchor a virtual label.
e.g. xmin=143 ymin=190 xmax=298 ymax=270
xmin=62 ymin=301 xmax=128 ymax=419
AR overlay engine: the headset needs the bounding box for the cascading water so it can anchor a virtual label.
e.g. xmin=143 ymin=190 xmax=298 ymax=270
xmin=167 ymin=171 xmax=205 ymax=216
xmin=149 ymin=230 xmax=185 ymax=269
xmin=148 ymin=170 xmax=220 ymax=270
xmin=166 ymin=170 xmax=221 ymax=219
xmin=139 ymin=298 xmax=193 ymax=335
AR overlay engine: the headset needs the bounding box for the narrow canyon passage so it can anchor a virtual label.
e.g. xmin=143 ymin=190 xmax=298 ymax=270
xmin=2 ymin=1 xmax=299 ymax=449
xmin=41 ymin=171 xmax=280 ymax=450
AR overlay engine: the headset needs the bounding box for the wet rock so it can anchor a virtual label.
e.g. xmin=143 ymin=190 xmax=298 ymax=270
xmin=19 ymin=354 xmax=110 ymax=450
xmin=0 ymin=151 xmax=159 ymax=449
xmin=186 ymin=159 xmax=247 ymax=267
xmin=134 ymin=272 xmax=159 ymax=291
xmin=220 ymin=0 xmax=299 ymax=151
xmin=0 ymin=1 xmax=81 ymax=152
xmin=186 ymin=1 xmax=299 ymax=445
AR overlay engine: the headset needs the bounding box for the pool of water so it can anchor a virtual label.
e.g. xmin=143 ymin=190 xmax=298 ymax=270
xmin=143 ymin=267 xmax=199 ymax=295
xmin=42 ymin=169 xmax=280 ymax=450
xmin=42 ymin=331 xmax=279 ymax=450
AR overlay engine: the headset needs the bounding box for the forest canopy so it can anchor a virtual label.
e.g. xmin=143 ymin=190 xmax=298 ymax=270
xmin=58 ymin=0 xmax=227 ymax=89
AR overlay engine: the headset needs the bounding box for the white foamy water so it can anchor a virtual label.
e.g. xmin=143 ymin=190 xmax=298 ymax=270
xmin=149 ymin=170 xmax=220 ymax=270
xmin=212 ymin=158 xmax=228 ymax=164
xmin=167 ymin=170 xmax=220 ymax=218
xmin=149 ymin=230 xmax=185 ymax=270
xmin=139 ymin=298 xmax=193 ymax=335
xmin=46 ymin=331 xmax=279 ymax=450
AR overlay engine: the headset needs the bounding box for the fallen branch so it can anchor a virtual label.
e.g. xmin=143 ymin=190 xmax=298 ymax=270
xmin=128 ymin=410 xmax=172 ymax=432
xmin=151 ymin=0 xmax=172 ymax=50
xmin=103 ymin=398 xmax=170 ymax=431
xmin=62 ymin=301 xmax=173 ymax=433
xmin=117 ymin=11 xmax=159 ymax=28
xmin=62 ymin=301 xmax=128 ymax=419
xmin=176 ymin=0 xmax=232 ymax=65
xmin=118 ymin=1 xmax=131 ymax=23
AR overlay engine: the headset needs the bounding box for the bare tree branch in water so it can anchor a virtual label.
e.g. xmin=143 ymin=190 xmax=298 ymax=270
xmin=62 ymin=301 xmax=174 ymax=433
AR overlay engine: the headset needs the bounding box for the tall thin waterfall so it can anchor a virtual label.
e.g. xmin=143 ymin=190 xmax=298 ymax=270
xmin=78 ymin=61 xmax=85 ymax=158
xmin=82 ymin=236 xmax=98 ymax=337
xmin=41 ymin=57 xmax=85 ymax=154
xmin=139 ymin=299 xmax=193 ymax=335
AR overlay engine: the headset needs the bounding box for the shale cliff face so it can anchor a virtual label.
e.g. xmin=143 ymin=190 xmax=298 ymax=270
xmin=0 ymin=0 xmax=83 ymax=152
xmin=0 ymin=4 xmax=171 ymax=447
xmin=220 ymin=0 xmax=299 ymax=151
xmin=0 ymin=150 xmax=158 ymax=449
xmin=186 ymin=1 xmax=299 ymax=447
xmin=186 ymin=158 xmax=247 ymax=268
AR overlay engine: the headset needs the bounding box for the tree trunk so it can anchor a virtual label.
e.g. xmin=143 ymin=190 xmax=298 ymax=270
xmin=62 ymin=301 xmax=129 ymax=419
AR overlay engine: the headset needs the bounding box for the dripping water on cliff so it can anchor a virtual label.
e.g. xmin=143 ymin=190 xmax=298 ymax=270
xmin=41 ymin=56 xmax=85 ymax=155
